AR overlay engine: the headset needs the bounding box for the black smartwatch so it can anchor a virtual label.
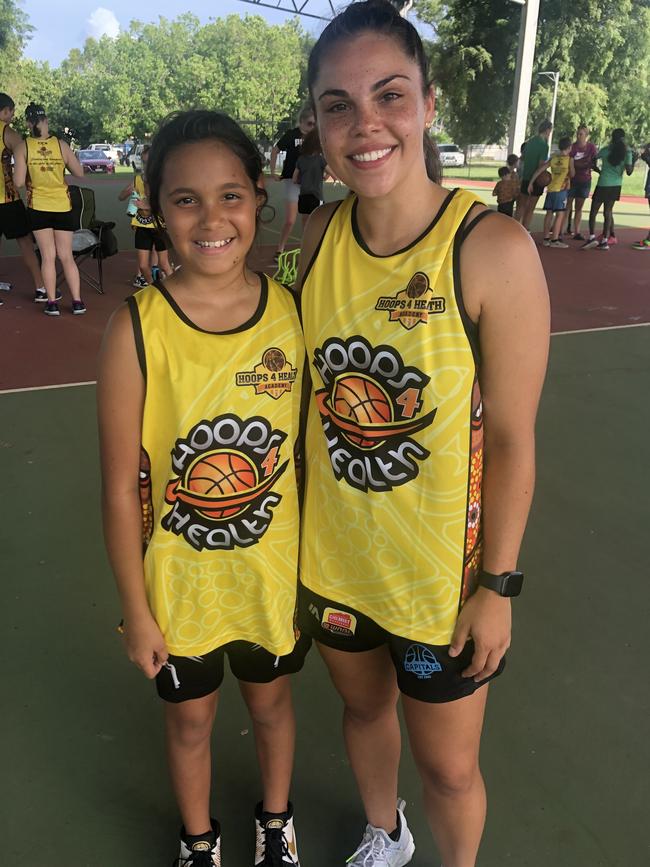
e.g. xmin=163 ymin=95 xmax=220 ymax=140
xmin=478 ymin=570 xmax=524 ymax=597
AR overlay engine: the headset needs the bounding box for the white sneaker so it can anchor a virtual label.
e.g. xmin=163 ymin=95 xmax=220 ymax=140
xmin=0 ymin=281 xmax=12 ymax=291
xmin=176 ymin=820 xmax=221 ymax=866
xmin=255 ymin=802 xmax=300 ymax=865
xmin=346 ymin=799 xmax=415 ymax=866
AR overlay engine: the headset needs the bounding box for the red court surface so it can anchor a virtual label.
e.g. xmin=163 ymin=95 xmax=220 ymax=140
xmin=444 ymin=176 xmax=648 ymax=205
xmin=0 ymin=232 xmax=648 ymax=392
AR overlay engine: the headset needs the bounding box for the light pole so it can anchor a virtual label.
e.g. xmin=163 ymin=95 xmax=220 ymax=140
xmin=507 ymin=0 xmax=541 ymax=157
xmin=537 ymin=70 xmax=560 ymax=151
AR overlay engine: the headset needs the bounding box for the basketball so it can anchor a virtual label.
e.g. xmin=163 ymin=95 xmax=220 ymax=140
xmin=186 ymin=450 xmax=257 ymax=519
xmin=538 ymin=170 xmax=552 ymax=188
xmin=405 ymin=272 xmax=429 ymax=298
xmin=263 ymin=347 xmax=286 ymax=372
xmin=333 ymin=375 xmax=392 ymax=447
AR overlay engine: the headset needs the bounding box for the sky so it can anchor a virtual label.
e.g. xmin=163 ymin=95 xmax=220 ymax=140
xmin=21 ymin=0 xmax=336 ymax=67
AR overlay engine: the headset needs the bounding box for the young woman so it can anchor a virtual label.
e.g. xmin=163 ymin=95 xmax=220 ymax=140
xmin=98 ymin=110 xmax=307 ymax=867
xmin=581 ymin=128 xmax=635 ymax=251
xmin=292 ymin=128 xmax=328 ymax=227
xmin=13 ymin=103 xmax=85 ymax=315
xmin=296 ymin=3 xmax=549 ymax=867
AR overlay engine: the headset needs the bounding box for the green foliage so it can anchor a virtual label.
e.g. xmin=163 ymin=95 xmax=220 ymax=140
xmin=0 ymin=0 xmax=33 ymax=80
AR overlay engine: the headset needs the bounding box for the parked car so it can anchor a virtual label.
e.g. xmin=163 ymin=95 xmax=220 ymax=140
xmin=129 ymin=144 xmax=146 ymax=172
xmin=88 ymin=143 xmax=120 ymax=163
xmin=78 ymin=149 xmax=115 ymax=173
xmin=438 ymin=144 xmax=466 ymax=168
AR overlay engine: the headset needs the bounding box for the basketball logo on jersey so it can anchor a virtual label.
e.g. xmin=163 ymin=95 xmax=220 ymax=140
xmin=162 ymin=413 xmax=289 ymax=551
xmin=375 ymin=271 xmax=446 ymax=330
xmin=235 ymin=347 xmax=298 ymax=399
xmin=139 ymin=447 xmax=154 ymax=551
xmin=313 ymin=336 xmax=436 ymax=492
xmin=462 ymin=377 xmax=484 ymax=601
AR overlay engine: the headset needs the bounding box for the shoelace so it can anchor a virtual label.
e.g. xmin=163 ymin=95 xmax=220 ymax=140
xmin=346 ymin=827 xmax=388 ymax=866
xmin=260 ymin=825 xmax=291 ymax=866
xmin=178 ymin=848 xmax=216 ymax=866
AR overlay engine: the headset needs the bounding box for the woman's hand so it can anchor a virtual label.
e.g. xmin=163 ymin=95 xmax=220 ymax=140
xmin=449 ymin=587 xmax=512 ymax=681
xmin=123 ymin=612 xmax=169 ymax=679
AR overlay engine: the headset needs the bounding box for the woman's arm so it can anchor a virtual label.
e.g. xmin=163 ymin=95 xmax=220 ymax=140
xmin=10 ymin=134 xmax=27 ymax=188
xmin=61 ymin=140 xmax=84 ymax=178
xmin=97 ymin=304 xmax=168 ymax=679
xmin=529 ymin=158 xmax=550 ymax=189
xmin=450 ymin=214 xmax=550 ymax=679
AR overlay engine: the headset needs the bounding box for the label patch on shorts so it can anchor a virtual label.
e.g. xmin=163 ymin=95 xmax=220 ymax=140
xmin=321 ymin=606 xmax=357 ymax=637
xmin=404 ymin=644 xmax=442 ymax=679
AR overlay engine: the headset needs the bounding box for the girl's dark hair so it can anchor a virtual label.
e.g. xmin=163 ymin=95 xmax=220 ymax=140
xmin=0 ymin=93 xmax=15 ymax=112
xmin=25 ymin=102 xmax=47 ymax=137
xmin=301 ymin=128 xmax=322 ymax=157
xmin=146 ymin=110 xmax=268 ymax=222
xmin=307 ymin=0 xmax=440 ymax=183
xmin=607 ymin=128 xmax=626 ymax=167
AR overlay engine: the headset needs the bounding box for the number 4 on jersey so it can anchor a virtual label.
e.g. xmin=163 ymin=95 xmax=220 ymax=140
xmin=395 ymin=387 xmax=422 ymax=419
xmin=261 ymin=446 xmax=280 ymax=477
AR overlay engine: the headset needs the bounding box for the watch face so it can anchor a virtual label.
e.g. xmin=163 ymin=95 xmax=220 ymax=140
xmin=503 ymin=571 xmax=524 ymax=597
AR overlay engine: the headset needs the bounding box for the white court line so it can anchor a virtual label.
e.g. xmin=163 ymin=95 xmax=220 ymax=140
xmin=0 ymin=380 xmax=95 ymax=396
xmin=552 ymin=322 xmax=650 ymax=336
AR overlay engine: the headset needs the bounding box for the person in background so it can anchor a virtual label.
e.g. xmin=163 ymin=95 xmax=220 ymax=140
xmin=530 ymin=136 xmax=574 ymax=248
xmin=566 ymin=125 xmax=598 ymax=240
xmin=292 ymin=128 xmax=329 ymax=228
xmin=13 ymin=103 xmax=86 ymax=316
xmin=581 ymin=128 xmax=635 ymax=251
xmin=492 ymin=166 xmax=519 ymax=217
xmin=0 ymin=93 xmax=47 ymax=305
xmin=506 ymin=153 xmax=520 ymax=178
xmin=269 ymin=106 xmax=316 ymax=258
xmin=517 ymin=120 xmax=553 ymax=230
xmin=632 ymin=142 xmax=650 ymax=250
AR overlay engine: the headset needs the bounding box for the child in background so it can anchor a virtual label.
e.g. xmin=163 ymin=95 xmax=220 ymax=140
xmin=530 ymin=135 xmax=574 ymax=248
xmin=507 ymin=153 xmax=520 ymax=178
xmin=118 ymin=145 xmax=172 ymax=286
xmin=98 ymin=110 xmax=308 ymax=867
xmin=292 ymin=128 xmax=328 ymax=227
xmin=493 ymin=165 xmax=520 ymax=217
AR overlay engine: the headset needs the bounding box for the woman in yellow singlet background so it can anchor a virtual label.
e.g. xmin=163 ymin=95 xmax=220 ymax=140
xmin=13 ymin=103 xmax=85 ymax=316
xmin=296 ymin=3 xmax=550 ymax=866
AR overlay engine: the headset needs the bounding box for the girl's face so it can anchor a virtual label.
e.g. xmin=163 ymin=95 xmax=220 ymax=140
xmin=312 ymin=32 xmax=434 ymax=199
xmin=159 ymin=140 xmax=263 ymax=278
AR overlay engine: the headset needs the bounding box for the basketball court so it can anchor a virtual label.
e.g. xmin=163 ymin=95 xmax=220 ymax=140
xmin=1 ymin=175 xmax=648 ymax=865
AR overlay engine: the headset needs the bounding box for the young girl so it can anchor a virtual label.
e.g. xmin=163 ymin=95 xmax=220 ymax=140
xmin=118 ymin=144 xmax=172 ymax=286
xmin=581 ymin=128 xmax=635 ymax=251
xmin=98 ymin=111 xmax=308 ymax=867
xmin=297 ymin=3 xmax=549 ymax=866
xmin=13 ymin=103 xmax=85 ymax=316
xmin=291 ymin=128 xmax=328 ymax=227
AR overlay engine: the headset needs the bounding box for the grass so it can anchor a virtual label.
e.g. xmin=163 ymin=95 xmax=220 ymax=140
xmin=444 ymin=160 xmax=649 ymax=198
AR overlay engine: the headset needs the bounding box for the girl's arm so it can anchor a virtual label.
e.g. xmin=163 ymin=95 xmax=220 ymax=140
xmin=11 ymin=136 xmax=27 ymax=189
xmin=625 ymin=149 xmax=635 ymax=176
xmin=118 ymin=182 xmax=134 ymax=201
xmin=450 ymin=213 xmax=550 ymax=680
xmin=61 ymin=140 xmax=84 ymax=178
xmin=97 ymin=305 xmax=168 ymax=679
xmin=569 ymin=156 xmax=575 ymax=179
xmin=292 ymin=167 xmax=300 ymax=185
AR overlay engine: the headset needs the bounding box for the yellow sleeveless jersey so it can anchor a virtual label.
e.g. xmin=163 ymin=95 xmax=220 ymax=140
xmin=25 ymin=136 xmax=71 ymax=212
xmin=548 ymin=153 xmax=570 ymax=192
xmin=131 ymin=174 xmax=156 ymax=229
xmin=128 ymin=275 xmax=304 ymax=657
xmin=0 ymin=122 xmax=18 ymax=204
xmin=301 ymin=188 xmax=484 ymax=645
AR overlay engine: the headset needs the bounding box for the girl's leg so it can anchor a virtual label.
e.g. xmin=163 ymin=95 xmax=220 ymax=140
xmin=402 ymin=686 xmax=489 ymax=867
xmin=239 ymin=676 xmax=296 ymax=813
xmin=157 ymin=249 xmax=172 ymax=276
xmin=16 ymin=235 xmax=44 ymax=290
xmin=32 ymin=229 xmax=57 ymax=301
xmin=165 ymin=690 xmax=219 ymax=835
xmin=54 ymin=231 xmax=81 ymax=301
xmin=602 ymin=203 xmax=615 ymax=241
xmin=551 ymin=212 xmax=564 ymax=241
xmin=137 ymin=248 xmax=153 ymax=283
xmin=588 ymin=199 xmax=601 ymax=237
xmin=277 ymin=201 xmax=298 ymax=254
xmin=318 ymin=643 xmax=401 ymax=832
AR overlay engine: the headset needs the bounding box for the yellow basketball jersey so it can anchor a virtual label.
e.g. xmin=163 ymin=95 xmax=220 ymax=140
xmin=129 ymin=275 xmax=304 ymax=657
xmin=301 ymin=189 xmax=484 ymax=644
xmin=25 ymin=136 xmax=70 ymax=212
xmin=548 ymin=153 xmax=570 ymax=192
xmin=0 ymin=122 xmax=18 ymax=204
xmin=131 ymin=174 xmax=156 ymax=229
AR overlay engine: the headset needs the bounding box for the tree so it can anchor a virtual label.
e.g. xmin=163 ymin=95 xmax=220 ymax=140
xmin=0 ymin=0 xmax=33 ymax=81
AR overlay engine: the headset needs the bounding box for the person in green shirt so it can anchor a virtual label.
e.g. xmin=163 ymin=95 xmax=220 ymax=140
xmin=581 ymin=128 xmax=635 ymax=251
xmin=517 ymin=119 xmax=553 ymax=230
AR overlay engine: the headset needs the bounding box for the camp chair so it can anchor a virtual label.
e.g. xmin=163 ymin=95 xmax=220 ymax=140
xmin=273 ymin=248 xmax=300 ymax=287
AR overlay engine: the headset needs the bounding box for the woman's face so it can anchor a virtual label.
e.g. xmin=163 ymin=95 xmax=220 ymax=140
xmin=312 ymin=31 xmax=434 ymax=199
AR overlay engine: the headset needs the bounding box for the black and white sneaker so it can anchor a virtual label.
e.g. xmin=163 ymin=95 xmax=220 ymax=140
xmin=72 ymin=299 xmax=87 ymax=315
xmin=254 ymin=802 xmax=300 ymax=866
xmin=132 ymin=274 xmax=148 ymax=288
xmin=34 ymin=288 xmax=62 ymax=303
xmin=43 ymin=302 xmax=60 ymax=316
xmin=175 ymin=819 xmax=221 ymax=866
xmin=0 ymin=281 xmax=12 ymax=292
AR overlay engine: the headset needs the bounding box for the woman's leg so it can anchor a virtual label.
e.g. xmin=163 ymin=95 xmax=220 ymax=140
xmin=137 ymin=248 xmax=153 ymax=283
xmin=165 ymin=690 xmax=219 ymax=835
xmin=402 ymin=687 xmax=489 ymax=867
xmin=542 ymin=211 xmax=553 ymax=238
xmin=588 ymin=198 xmax=602 ymax=237
xmin=318 ymin=643 xmax=401 ymax=832
xmin=277 ymin=200 xmax=299 ymax=254
xmin=54 ymin=231 xmax=81 ymax=301
xmin=32 ymin=228 xmax=57 ymax=301
xmin=602 ymin=202 xmax=615 ymax=241
xmin=157 ymin=249 xmax=172 ymax=276
xmin=573 ymin=197 xmax=586 ymax=236
xmin=239 ymin=676 xmax=295 ymax=813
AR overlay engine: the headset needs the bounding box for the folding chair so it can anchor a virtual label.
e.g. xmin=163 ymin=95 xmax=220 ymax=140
xmin=273 ymin=248 xmax=300 ymax=287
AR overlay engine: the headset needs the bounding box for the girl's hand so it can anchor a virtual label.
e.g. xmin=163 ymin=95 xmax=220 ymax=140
xmin=123 ymin=613 xmax=169 ymax=679
xmin=449 ymin=587 xmax=511 ymax=681
xmin=527 ymin=183 xmax=534 ymax=194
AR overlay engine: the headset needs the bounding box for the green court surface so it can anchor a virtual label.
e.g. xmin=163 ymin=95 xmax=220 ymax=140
xmin=2 ymin=326 xmax=648 ymax=866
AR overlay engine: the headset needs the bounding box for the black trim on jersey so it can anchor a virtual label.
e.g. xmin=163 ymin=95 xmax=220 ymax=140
xmin=457 ymin=388 xmax=475 ymax=617
xmin=351 ymin=187 xmax=459 ymax=258
xmin=126 ymin=294 xmax=147 ymax=384
xmin=154 ymin=272 xmax=268 ymax=335
xmin=300 ymin=200 xmax=344 ymax=290
xmin=452 ymin=203 xmax=488 ymax=367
